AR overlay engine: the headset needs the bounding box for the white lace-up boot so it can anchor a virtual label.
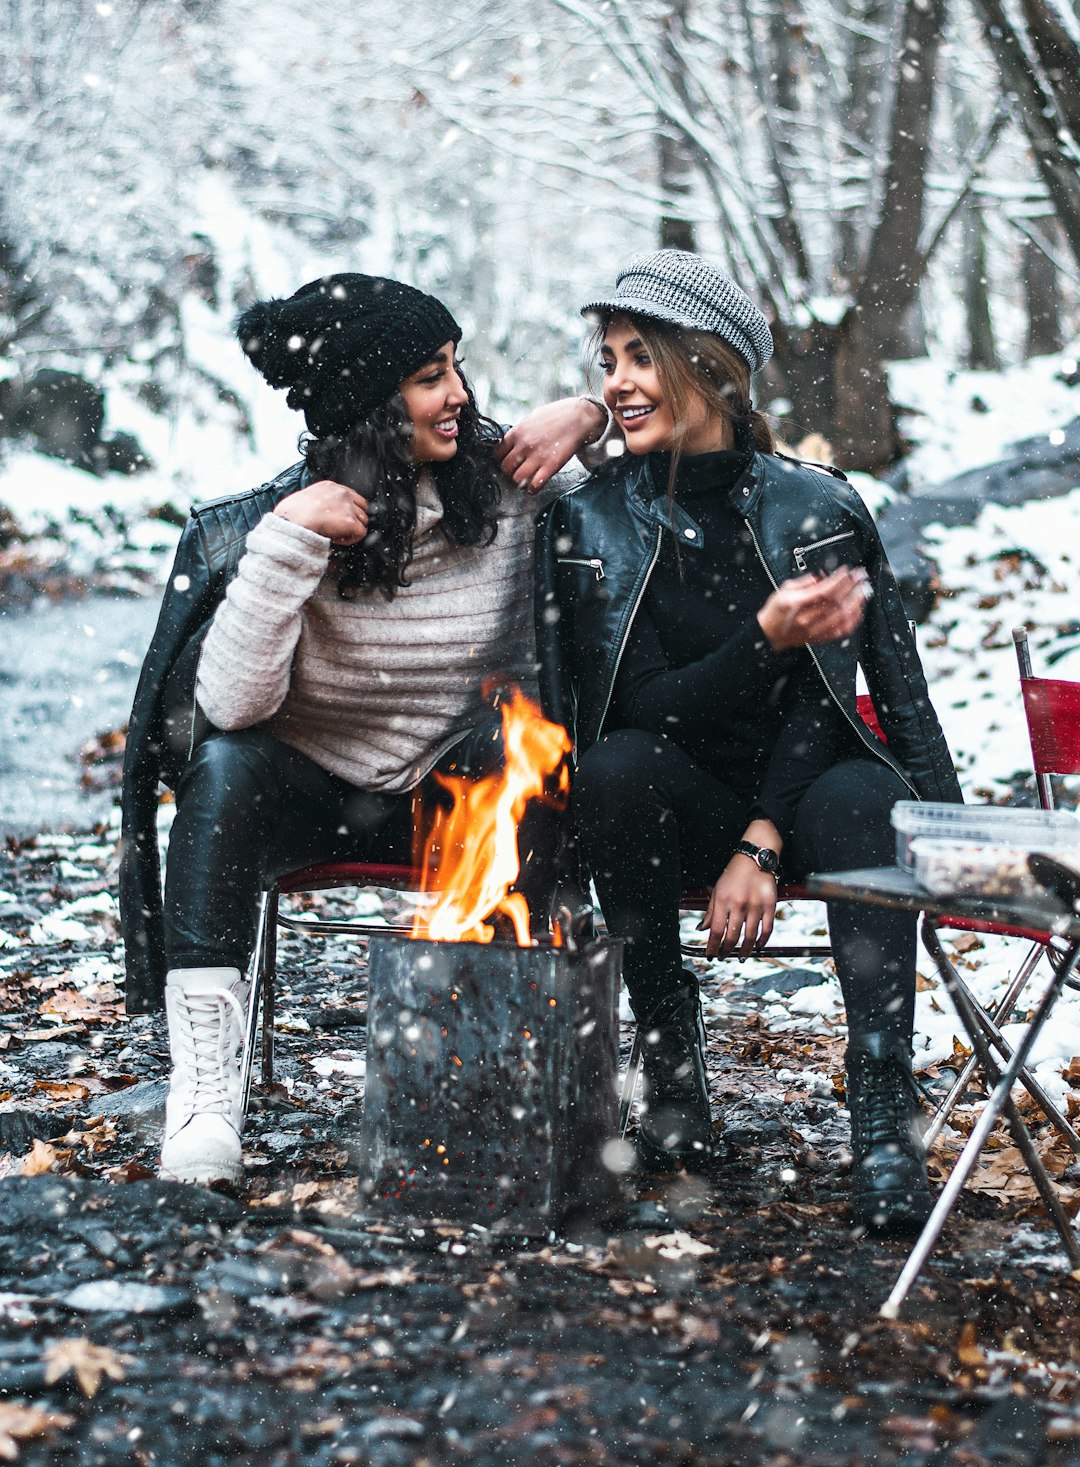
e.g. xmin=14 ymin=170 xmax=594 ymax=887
xmin=159 ymin=967 xmax=249 ymax=1186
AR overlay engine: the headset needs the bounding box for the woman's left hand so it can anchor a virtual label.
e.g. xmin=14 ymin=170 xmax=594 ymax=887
xmin=496 ymin=398 xmax=607 ymax=493
xmin=700 ymin=856 xmax=778 ymax=958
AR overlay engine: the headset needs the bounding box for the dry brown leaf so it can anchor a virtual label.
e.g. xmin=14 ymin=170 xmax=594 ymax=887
xmin=42 ymin=1338 xmax=129 ymax=1398
xmin=21 ymin=1139 xmax=73 ymax=1177
xmin=0 ymin=1402 xmax=74 ymax=1461
xmin=39 ymin=988 xmax=121 ymax=1026
xmin=31 ymin=1080 xmax=91 ymax=1103
xmin=951 ymin=934 xmax=984 ymax=954
xmin=956 ymin=1321 xmax=987 ymax=1368
xmin=915 ymin=973 xmax=938 ymax=991
xmin=1063 ymin=1056 xmax=1080 ymax=1087
xmin=104 ymin=1160 xmax=156 ymax=1184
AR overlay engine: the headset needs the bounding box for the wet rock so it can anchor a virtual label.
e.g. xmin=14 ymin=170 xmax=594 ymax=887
xmin=90 ymin=1078 xmax=167 ymax=1121
xmin=316 ymin=1005 xmax=367 ymax=1030
xmin=0 ymin=1108 xmax=75 ymax=1150
xmin=0 ymin=1175 xmax=88 ymax=1228
xmin=879 ymin=415 xmax=1080 ymax=622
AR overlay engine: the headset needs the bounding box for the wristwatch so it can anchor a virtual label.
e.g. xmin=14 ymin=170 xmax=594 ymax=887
xmin=734 ymin=840 xmax=780 ymax=876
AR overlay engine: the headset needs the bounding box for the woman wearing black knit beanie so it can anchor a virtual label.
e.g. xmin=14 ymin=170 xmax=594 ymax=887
xmin=119 ymin=271 xmax=609 ymax=1188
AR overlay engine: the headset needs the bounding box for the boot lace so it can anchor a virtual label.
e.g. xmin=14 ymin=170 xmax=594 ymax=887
xmin=170 ymin=986 xmax=245 ymax=1115
xmin=851 ymin=1054 xmax=920 ymax=1157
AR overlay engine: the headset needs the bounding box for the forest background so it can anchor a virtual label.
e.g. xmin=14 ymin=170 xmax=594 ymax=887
xmin=3 ymin=0 xmax=1080 ymax=485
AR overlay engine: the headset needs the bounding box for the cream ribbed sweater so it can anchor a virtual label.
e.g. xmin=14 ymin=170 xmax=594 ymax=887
xmin=196 ymin=471 xmax=568 ymax=793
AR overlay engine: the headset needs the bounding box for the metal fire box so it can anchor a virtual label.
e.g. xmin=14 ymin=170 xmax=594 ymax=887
xmin=355 ymin=935 xmax=622 ymax=1231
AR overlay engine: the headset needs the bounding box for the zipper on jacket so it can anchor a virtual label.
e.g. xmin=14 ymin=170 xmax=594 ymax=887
xmin=558 ymin=556 xmax=606 ymax=582
xmin=792 ymin=530 xmax=856 ymax=573
xmin=595 ymin=527 xmax=663 ymax=742
xmin=741 ymin=518 xmax=919 ymax=798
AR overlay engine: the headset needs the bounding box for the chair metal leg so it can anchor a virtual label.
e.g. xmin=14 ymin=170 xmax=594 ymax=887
xmin=922 ymin=926 xmax=1080 ymax=1153
xmin=261 ymin=889 xmax=278 ymax=1088
xmin=241 ymin=892 xmax=273 ymax=1116
xmin=618 ymin=1027 xmax=643 ymax=1138
xmin=881 ymin=931 xmax=1080 ymax=1319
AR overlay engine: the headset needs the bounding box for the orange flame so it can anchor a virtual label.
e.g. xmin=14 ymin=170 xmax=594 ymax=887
xmin=411 ymin=689 xmax=572 ymax=945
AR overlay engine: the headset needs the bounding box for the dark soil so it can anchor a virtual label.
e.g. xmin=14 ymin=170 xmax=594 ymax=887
xmin=0 ymin=831 xmax=1077 ymax=1467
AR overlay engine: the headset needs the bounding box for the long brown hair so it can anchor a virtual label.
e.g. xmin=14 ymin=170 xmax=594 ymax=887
xmin=592 ymin=311 xmax=774 ymax=497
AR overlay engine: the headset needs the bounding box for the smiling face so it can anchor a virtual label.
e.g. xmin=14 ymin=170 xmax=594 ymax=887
xmin=398 ymin=341 xmax=469 ymax=464
xmin=599 ymin=317 xmax=730 ymax=456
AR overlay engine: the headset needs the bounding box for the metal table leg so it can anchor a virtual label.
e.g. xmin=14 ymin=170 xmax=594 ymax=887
xmin=881 ymin=929 xmax=1080 ymax=1318
xmin=923 ymin=931 xmax=1080 ymax=1154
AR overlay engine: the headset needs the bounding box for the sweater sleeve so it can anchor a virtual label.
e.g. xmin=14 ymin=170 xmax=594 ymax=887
xmin=749 ymin=653 xmax=858 ymax=843
xmin=196 ymin=512 xmax=330 ymax=731
xmin=614 ymin=603 xmax=798 ymax=741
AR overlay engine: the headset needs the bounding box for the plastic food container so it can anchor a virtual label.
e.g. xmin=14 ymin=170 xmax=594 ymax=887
xmin=911 ymin=840 xmax=1046 ymax=899
xmin=891 ymin=801 xmax=1080 ymax=873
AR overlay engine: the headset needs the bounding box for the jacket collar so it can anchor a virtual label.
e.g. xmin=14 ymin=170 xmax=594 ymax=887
xmin=623 ymin=449 xmax=763 ymax=548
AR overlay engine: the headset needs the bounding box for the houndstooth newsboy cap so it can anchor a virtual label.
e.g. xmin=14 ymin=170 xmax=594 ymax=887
xmin=581 ymin=248 xmax=773 ymax=374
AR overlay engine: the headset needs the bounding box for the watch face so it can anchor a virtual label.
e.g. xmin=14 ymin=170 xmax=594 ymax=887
xmin=757 ymin=848 xmax=779 ymax=873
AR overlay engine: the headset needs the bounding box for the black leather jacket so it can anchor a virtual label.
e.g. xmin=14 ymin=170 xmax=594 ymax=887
xmin=119 ymin=463 xmax=305 ymax=1013
xmin=535 ymin=450 xmax=962 ymax=808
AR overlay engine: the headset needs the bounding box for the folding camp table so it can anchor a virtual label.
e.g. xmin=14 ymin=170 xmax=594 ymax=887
xmin=806 ymin=865 xmax=1080 ymax=1317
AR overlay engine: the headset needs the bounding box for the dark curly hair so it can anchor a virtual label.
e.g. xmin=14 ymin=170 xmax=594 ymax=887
xmin=302 ymin=369 xmax=504 ymax=598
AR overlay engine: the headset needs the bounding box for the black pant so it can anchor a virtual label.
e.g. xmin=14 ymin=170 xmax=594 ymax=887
xmin=572 ymin=728 xmax=915 ymax=1041
xmin=164 ymin=718 xmax=562 ymax=971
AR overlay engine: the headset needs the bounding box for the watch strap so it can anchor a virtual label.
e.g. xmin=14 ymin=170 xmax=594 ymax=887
xmin=734 ymin=840 xmax=780 ymax=876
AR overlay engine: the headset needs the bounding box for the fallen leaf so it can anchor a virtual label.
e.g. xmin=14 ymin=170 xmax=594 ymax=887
xmin=290 ymin=1181 xmax=323 ymax=1205
xmin=0 ymin=1402 xmax=74 ymax=1461
xmin=104 ymin=1160 xmax=156 ymax=1184
xmin=644 ymin=1231 xmax=715 ymax=1260
xmin=21 ymin=1140 xmax=73 ymax=1177
xmin=951 ymin=934 xmax=984 ymax=954
xmin=42 ymin=1338 xmax=129 ymax=1398
xmin=31 ymin=1080 xmax=91 ymax=1103
xmin=956 ymin=1321 xmax=986 ymax=1369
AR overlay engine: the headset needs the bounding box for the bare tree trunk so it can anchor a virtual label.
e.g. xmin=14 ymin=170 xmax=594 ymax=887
xmin=972 ymin=0 xmax=1080 ymax=268
xmin=962 ymin=199 xmax=999 ymax=370
xmin=837 ymin=0 xmax=896 ymax=287
xmin=657 ymin=0 xmax=696 ymax=252
xmin=1023 ymin=220 xmax=1064 ymax=356
xmin=830 ymin=0 xmax=945 ymax=469
xmin=1017 ymin=0 xmax=1080 ymax=149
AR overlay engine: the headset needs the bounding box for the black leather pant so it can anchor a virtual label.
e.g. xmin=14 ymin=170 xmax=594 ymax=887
xmin=572 ymin=728 xmax=916 ymax=1040
xmin=164 ymin=718 xmax=562 ymax=972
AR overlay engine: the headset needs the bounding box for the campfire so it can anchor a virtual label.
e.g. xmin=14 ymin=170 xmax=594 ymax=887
xmin=410 ymin=687 xmax=572 ymax=946
xmin=356 ymin=689 xmax=621 ymax=1228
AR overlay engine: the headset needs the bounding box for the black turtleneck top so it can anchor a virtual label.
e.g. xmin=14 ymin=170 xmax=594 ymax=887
xmin=610 ymin=434 xmax=863 ymax=842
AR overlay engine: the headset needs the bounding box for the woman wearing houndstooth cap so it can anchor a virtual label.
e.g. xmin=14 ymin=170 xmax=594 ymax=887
xmin=537 ymin=248 xmax=962 ymax=1234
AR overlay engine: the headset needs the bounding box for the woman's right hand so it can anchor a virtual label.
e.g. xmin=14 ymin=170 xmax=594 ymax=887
xmin=274 ymin=480 xmax=370 ymax=545
xmin=757 ymin=566 xmax=869 ymax=652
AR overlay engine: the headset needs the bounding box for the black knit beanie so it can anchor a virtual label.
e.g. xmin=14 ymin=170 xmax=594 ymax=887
xmin=235 ymin=273 xmax=462 ymax=439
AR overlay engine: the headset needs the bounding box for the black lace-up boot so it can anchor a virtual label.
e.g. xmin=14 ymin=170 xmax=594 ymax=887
xmin=846 ymin=1031 xmax=933 ymax=1234
xmin=634 ymin=972 xmax=712 ymax=1172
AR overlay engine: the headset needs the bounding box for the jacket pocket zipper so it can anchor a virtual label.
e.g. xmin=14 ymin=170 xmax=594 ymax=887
xmin=792 ymin=530 xmax=855 ymax=572
xmin=558 ymin=556 xmax=605 ymax=581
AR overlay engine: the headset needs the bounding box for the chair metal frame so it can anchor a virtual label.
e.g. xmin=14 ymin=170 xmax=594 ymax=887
xmin=914 ymin=626 xmax=1080 ymax=1153
xmin=876 ymin=627 xmax=1080 ymax=1312
xmin=240 ymin=861 xmax=423 ymax=1113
